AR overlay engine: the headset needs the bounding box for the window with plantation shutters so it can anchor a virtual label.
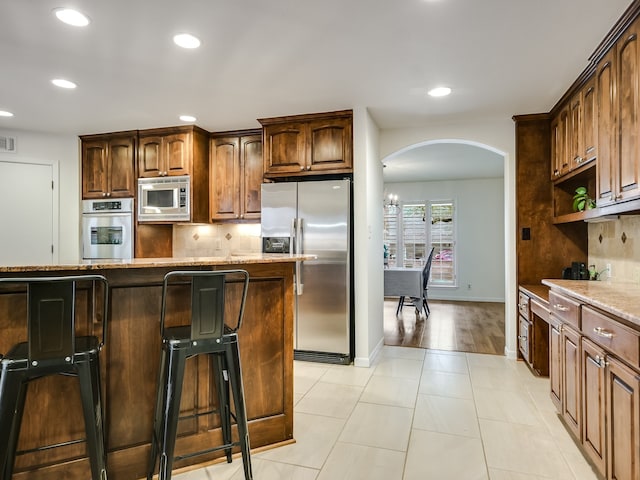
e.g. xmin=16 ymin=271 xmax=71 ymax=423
xmin=383 ymin=207 xmax=398 ymax=267
xmin=429 ymin=202 xmax=455 ymax=285
xmin=401 ymin=203 xmax=426 ymax=268
xmin=383 ymin=199 xmax=456 ymax=285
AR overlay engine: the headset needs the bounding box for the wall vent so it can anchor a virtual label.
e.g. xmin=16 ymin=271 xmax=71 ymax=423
xmin=0 ymin=135 xmax=17 ymax=153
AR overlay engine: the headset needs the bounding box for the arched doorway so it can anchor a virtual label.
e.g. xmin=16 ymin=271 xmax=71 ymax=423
xmin=381 ymin=139 xmax=507 ymax=354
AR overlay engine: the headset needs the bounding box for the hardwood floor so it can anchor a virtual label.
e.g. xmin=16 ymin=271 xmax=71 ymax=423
xmin=383 ymin=297 xmax=505 ymax=355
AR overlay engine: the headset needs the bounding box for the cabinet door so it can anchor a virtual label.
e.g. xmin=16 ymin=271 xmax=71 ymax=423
xmin=163 ymin=133 xmax=191 ymax=176
xmin=138 ymin=136 xmax=163 ymax=177
xmin=550 ymin=116 xmax=564 ymax=179
xmin=518 ymin=315 xmax=530 ymax=364
xmin=263 ymin=123 xmax=307 ymax=174
xmin=582 ymin=79 xmax=597 ymax=164
xmin=210 ymin=137 xmax=240 ymax=220
xmin=82 ymin=140 xmax=109 ymax=198
xmin=569 ymin=95 xmax=583 ymax=170
xmin=107 ymin=136 xmax=136 ymax=197
xmin=550 ymin=322 xmax=563 ymax=411
xmin=240 ymin=135 xmax=263 ymax=220
xmin=562 ymin=325 xmax=581 ymax=440
xmin=597 ymin=50 xmax=616 ymax=206
xmin=581 ymin=338 xmax=607 ymax=477
xmin=606 ymin=356 xmax=640 ymax=480
xmin=617 ymin=25 xmax=640 ymax=202
xmin=307 ymin=117 xmax=352 ymax=172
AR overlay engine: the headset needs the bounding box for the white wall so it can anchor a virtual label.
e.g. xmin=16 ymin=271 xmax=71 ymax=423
xmin=385 ymin=177 xmax=505 ymax=302
xmin=378 ymin=116 xmax=517 ymax=358
xmin=352 ymin=106 xmax=384 ymax=367
xmin=0 ymin=129 xmax=80 ymax=263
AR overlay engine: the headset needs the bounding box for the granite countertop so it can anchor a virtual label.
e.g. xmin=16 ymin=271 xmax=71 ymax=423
xmin=542 ymin=279 xmax=640 ymax=327
xmin=0 ymin=253 xmax=316 ymax=273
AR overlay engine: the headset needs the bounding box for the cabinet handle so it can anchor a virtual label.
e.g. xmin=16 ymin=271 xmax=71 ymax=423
xmin=240 ymin=214 xmax=244 ymax=219
xmin=300 ymin=166 xmax=305 ymax=171
xmin=518 ymin=335 xmax=527 ymax=340
xmin=107 ymin=192 xmax=111 ymax=197
xmin=235 ymin=214 xmax=239 ymax=218
xmin=593 ymin=327 xmax=615 ymax=339
xmin=615 ymin=194 xmax=622 ymax=200
xmin=102 ymin=192 xmax=107 ymax=197
xmin=588 ymin=355 xmax=608 ymax=369
xmin=554 ymin=304 xmax=569 ymax=312
xmin=575 ymin=156 xmax=583 ymax=164
xmin=306 ymin=166 xmax=311 ymax=170
xmin=554 ymin=169 xmax=560 ymax=176
xmin=586 ymin=146 xmax=595 ymax=154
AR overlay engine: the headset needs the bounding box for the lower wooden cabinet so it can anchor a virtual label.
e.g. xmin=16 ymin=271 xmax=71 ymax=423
xmin=606 ymin=356 xmax=640 ymax=480
xmin=517 ymin=287 xmax=550 ymax=376
xmin=561 ymin=324 xmax=582 ymax=440
xmin=547 ymin=286 xmax=640 ymax=480
xmin=581 ymin=337 xmax=607 ymax=477
xmin=550 ymin=319 xmax=563 ymax=411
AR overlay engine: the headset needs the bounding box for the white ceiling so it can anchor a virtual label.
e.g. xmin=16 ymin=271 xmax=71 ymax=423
xmin=0 ymin=1 xmax=633 ymax=167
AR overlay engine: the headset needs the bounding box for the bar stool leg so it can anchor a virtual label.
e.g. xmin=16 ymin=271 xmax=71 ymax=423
xmin=0 ymin=372 xmax=27 ymax=480
xmin=212 ymin=354 xmax=232 ymax=463
xmin=158 ymin=348 xmax=188 ymax=480
xmin=225 ymin=342 xmax=252 ymax=480
xmin=148 ymin=347 xmax=170 ymax=480
xmin=77 ymin=359 xmax=107 ymax=480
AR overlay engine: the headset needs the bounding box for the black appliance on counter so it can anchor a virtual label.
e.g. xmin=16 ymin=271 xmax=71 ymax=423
xmin=562 ymin=262 xmax=589 ymax=280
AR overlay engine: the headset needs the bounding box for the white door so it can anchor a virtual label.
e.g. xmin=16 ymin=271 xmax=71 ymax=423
xmin=0 ymin=160 xmax=55 ymax=265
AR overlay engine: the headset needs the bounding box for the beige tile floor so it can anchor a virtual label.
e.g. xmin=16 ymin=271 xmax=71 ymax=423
xmin=173 ymin=346 xmax=601 ymax=480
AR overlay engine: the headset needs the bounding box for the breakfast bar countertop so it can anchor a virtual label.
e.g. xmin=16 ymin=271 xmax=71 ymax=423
xmin=0 ymin=253 xmax=315 ymax=273
xmin=542 ymin=279 xmax=640 ymax=327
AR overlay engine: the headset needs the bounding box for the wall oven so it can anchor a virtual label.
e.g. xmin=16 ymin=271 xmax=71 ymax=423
xmin=82 ymin=198 xmax=134 ymax=260
xmin=138 ymin=175 xmax=190 ymax=222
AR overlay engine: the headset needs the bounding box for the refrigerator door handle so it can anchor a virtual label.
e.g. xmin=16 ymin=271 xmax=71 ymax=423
xmin=291 ymin=218 xmax=297 ymax=254
xmin=296 ymin=217 xmax=304 ymax=295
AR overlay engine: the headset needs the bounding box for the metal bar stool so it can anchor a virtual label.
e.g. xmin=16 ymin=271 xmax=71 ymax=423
xmin=0 ymin=274 xmax=109 ymax=480
xmin=147 ymin=269 xmax=252 ymax=480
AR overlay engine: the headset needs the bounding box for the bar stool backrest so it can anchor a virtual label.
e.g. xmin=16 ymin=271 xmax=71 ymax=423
xmin=161 ymin=270 xmax=250 ymax=340
xmin=28 ymin=281 xmax=76 ymax=364
xmin=0 ymin=275 xmax=109 ymax=366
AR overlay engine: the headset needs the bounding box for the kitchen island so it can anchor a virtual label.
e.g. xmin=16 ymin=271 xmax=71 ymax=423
xmin=0 ymin=254 xmax=310 ymax=480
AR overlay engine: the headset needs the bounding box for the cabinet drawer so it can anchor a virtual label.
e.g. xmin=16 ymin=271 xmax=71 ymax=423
xmin=549 ymin=290 xmax=581 ymax=329
xmin=518 ymin=291 xmax=530 ymax=320
xmin=582 ymin=306 xmax=640 ymax=369
xmin=531 ymin=298 xmax=550 ymax=321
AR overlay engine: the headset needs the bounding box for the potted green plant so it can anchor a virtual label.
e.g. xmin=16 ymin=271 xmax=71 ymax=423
xmin=573 ymin=186 xmax=596 ymax=212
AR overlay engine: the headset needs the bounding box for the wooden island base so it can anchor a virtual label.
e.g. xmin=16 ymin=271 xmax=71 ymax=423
xmin=0 ymin=257 xmax=298 ymax=480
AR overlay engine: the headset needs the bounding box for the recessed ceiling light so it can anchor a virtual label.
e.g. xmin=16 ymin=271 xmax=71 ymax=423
xmin=53 ymin=8 xmax=90 ymax=27
xmin=428 ymin=87 xmax=452 ymax=97
xmin=0 ymin=110 xmax=14 ymax=117
xmin=173 ymin=33 xmax=201 ymax=49
xmin=179 ymin=115 xmax=197 ymax=122
xmin=51 ymin=78 xmax=77 ymax=89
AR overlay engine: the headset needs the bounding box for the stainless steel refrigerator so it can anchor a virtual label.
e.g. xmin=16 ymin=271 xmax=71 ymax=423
xmin=261 ymin=178 xmax=353 ymax=364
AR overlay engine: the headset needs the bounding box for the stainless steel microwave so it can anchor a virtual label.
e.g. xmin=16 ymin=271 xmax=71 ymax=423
xmin=138 ymin=175 xmax=190 ymax=222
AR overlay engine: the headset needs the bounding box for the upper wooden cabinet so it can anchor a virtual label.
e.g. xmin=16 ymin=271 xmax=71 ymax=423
xmin=551 ymin=79 xmax=597 ymax=181
xmin=138 ymin=126 xmax=209 ymax=179
xmin=138 ymin=125 xmax=210 ymax=222
xmin=210 ymin=130 xmax=263 ymax=222
xmin=81 ymin=131 xmax=137 ymax=199
xmin=259 ymin=110 xmax=353 ymax=178
xmin=596 ymin=17 xmax=640 ymax=207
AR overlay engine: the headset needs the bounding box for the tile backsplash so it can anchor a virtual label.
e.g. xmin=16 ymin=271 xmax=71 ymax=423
xmin=173 ymin=224 xmax=262 ymax=257
xmin=588 ymin=215 xmax=640 ymax=283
